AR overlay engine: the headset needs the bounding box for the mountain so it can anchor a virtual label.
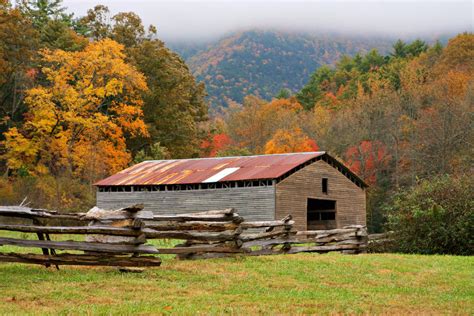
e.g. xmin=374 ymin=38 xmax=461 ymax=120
xmin=170 ymin=30 xmax=396 ymax=109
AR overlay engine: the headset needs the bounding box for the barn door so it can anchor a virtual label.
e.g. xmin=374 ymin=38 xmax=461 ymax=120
xmin=307 ymin=198 xmax=336 ymax=230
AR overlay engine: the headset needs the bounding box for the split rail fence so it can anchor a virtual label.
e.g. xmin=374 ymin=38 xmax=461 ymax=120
xmin=0 ymin=205 xmax=368 ymax=268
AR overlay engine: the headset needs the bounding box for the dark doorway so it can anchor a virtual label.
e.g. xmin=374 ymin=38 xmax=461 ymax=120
xmin=307 ymin=198 xmax=336 ymax=230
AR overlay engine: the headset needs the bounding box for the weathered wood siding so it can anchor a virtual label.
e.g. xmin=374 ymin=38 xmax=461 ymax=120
xmin=275 ymin=160 xmax=366 ymax=231
xmin=97 ymin=186 xmax=275 ymax=222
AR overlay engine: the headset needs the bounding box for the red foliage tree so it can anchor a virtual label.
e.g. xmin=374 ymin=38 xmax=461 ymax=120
xmin=345 ymin=140 xmax=390 ymax=185
xmin=201 ymin=133 xmax=233 ymax=157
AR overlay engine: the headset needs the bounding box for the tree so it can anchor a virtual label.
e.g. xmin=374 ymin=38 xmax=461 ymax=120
xmin=275 ymin=88 xmax=291 ymax=99
xmin=404 ymin=39 xmax=428 ymax=57
xmin=264 ymin=127 xmax=318 ymax=154
xmin=133 ymin=142 xmax=169 ymax=163
xmin=226 ymin=96 xmax=302 ymax=153
xmin=438 ymin=33 xmax=474 ymax=74
xmin=111 ymin=12 xmax=147 ymax=47
xmin=345 ymin=140 xmax=391 ymax=186
xmin=128 ymin=39 xmax=208 ymax=158
xmin=2 ymin=39 xmax=148 ymax=184
xmin=296 ymin=65 xmax=334 ymax=110
xmin=18 ymin=0 xmax=67 ymax=29
xmin=78 ymin=5 xmax=111 ymax=40
xmin=201 ymin=133 xmax=233 ymax=157
xmin=0 ymin=1 xmax=38 ymax=141
xmin=391 ymin=39 xmax=407 ymax=58
xmin=78 ymin=6 xmax=208 ymax=158
xmin=385 ymin=174 xmax=473 ymax=255
xmin=19 ymin=0 xmax=86 ymax=51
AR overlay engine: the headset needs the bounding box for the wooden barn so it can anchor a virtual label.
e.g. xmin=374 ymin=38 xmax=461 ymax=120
xmin=95 ymin=152 xmax=367 ymax=230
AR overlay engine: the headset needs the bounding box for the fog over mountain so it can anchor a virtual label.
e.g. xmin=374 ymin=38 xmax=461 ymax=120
xmin=63 ymin=0 xmax=472 ymax=43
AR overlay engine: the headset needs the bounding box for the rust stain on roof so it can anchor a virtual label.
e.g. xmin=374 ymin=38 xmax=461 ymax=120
xmin=95 ymin=152 xmax=326 ymax=186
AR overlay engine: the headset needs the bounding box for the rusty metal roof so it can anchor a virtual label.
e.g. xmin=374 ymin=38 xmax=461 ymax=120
xmin=95 ymin=152 xmax=327 ymax=186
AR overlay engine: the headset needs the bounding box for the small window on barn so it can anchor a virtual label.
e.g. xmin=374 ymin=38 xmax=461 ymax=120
xmin=322 ymin=178 xmax=328 ymax=194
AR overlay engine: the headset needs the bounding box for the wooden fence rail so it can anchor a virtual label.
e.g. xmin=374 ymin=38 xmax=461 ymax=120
xmin=0 ymin=204 xmax=162 ymax=267
xmin=0 ymin=205 xmax=368 ymax=268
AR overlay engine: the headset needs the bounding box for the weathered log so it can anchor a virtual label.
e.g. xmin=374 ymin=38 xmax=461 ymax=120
xmin=83 ymin=207 xmax=153 ymax=221
xmin=0 ymin=204 xmax=148 ymax=221
xmin=143 ymin=227 xmax=242 ymax=241
xmin=151 ymin=213 xmax=243 ymax=223
xmin=94 ymin=218 xmax=144 ymax=229
xmin=368 ymin=232 xmax=393 ymax=241
xmin=0 ymin=206 xmax=83 ymax=220
xmin=297 ymin=228 xmax=357 ymax=236
xmin=240 ymin=230 xmax=296 ymax=242
xmin=342 ymin=225 xmax=366 ymax=229
xmin=0 ymin=252 xmax=161 ymax=267
xmin=236 ymin=243 xmax=365 ymax=256
xmin=285 ymin=244 xmax=366 ymax=253
xmin=297 ymin=233 xmax=363 ymax=244
xmin=157 ymin=245 xmax=248 ymax=254
xmin=184 ymin=252 xmax=233 ymax=260
xmin=144 ymin=221 xmax=239 ymax=232
xmin=85 ymin=234 xmax=147 ymax=245
xmin=0 ymin=224 xmax=141 ymax=236
xmin=0 ymin=237 xmax=159 ymax=254
xmin=178 ymin=208 xmax=235 ymax=216
xmin=295 ymin=228 xmax=368 ymax=240
xmin=240 ymin=220 xmax=295 ymax=229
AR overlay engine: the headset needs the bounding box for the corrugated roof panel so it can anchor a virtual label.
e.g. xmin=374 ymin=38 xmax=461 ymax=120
xmin=95 ymin=152 xmax=326 ymax=186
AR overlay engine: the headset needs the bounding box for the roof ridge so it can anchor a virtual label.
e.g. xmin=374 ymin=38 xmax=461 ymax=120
xmin=145 ymin=151 xmax=327 ymax=163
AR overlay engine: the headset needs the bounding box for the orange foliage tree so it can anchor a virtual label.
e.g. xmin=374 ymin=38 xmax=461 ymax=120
xmin=227 ymin=96 xmax=304 ymax=153
xmin=2 ymin=39 xmax=148 ymax=184
xmin=264 ymin=128 xmax=319 ymax=154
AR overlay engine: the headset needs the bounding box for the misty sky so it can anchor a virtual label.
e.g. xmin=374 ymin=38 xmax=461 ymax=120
xmin=63 ymin=0 xmax=473 ymax=42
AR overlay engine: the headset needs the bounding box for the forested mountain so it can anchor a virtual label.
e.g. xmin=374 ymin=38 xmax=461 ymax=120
xmin=171 ymin=30 xmax=395 ymax=109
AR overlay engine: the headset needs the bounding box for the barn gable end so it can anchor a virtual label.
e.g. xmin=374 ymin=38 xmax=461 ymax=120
xmin=275 ymin=159 xmax=366 ymax=231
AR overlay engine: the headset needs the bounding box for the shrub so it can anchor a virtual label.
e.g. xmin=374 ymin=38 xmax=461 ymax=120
xmin=385 ymin=174 xmax=473 ymax=255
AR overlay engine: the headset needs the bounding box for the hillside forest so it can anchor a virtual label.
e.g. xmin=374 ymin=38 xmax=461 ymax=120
xmin=171 ymin=30 xmax=395 ymax=110
xmin=0 ymin=1 xmax=472 ymax=244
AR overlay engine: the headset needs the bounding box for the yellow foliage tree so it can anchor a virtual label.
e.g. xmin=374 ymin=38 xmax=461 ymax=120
xmin=2 ymin=39 xmax=148 ymax=184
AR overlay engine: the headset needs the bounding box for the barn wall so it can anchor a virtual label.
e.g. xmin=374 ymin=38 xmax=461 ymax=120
xmin=96 ymin=186 xmax=276 ymax=221
xmin=275 ymin=160 xmax=366 ymax=230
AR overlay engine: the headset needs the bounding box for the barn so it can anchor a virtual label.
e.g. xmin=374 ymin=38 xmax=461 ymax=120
xmin=95 ymin=152 xmax=367 ymax=230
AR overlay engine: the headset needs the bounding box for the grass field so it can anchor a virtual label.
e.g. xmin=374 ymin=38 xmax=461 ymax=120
xmin=0 ymin=252 xmax=472 ymax=315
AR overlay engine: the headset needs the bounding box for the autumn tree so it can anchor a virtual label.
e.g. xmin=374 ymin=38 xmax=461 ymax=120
xmin=264 ymin=128 xmax=318 ymax=154
xmin=345 ymin=140 xmax=390 ymax=186
xmin=201 ymin=133 xmax=233 ymax=157
xmin=79 ymin=6 xmax=208 ymax=158
xmin=0 ymin=1 xmax=38 ymax=141
xmin=226 ymin=96 xmax=303 ymax=153
xmin=2 ymin=39 xmax=148 ymax=207
xmin=78 ymin=5 xmax=111 ymax=40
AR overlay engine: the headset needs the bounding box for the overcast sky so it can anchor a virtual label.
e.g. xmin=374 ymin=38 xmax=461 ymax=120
xmin=63 ymin=0 xmax=473 ymax=42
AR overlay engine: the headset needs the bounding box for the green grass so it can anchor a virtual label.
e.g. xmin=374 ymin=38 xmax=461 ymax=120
xmin=0 ymin=252 xmax=472 ymax=315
